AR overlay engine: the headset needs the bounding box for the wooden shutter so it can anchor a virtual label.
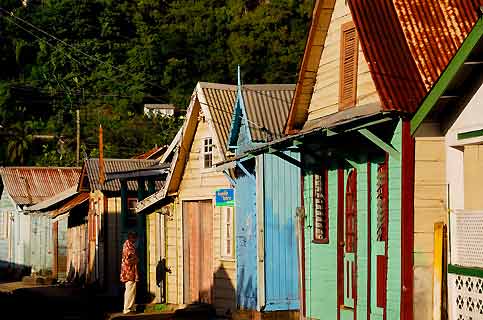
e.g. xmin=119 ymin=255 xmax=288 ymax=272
xmin=339 ymin=21 xmax=359 ymax=110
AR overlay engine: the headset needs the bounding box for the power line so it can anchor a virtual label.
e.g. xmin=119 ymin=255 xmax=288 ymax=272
xmin=0 ymin=7 xmax=171 ymax=105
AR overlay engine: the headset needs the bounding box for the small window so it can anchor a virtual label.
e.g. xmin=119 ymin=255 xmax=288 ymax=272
xmin=339 ymin=21 xmax=359 ymax=110
xmin=313 ymin=170 xmax=329 ymax=243
xmin=376 ymin=157 xmax=389 ymax=242
xmin=0 ymin=211 xmax=9 ymax=240
xmin=221 ymin=207 xmax=234 ymax=258
xmin=127 ymin=198 xmax=138 ymax=226
xmin=203 ymin=137 xmax=213 ymax=168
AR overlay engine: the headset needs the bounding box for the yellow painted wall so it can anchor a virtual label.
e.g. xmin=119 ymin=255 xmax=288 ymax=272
xmin=164 ymin=112 xmax=236 ymax=315
xmin=307 ymin=0 xmax=380 ymax=122
xmin=413 ymin=137 xmax=447 ymax=320
xmin=464 ymin=145 xmax=483 ymax=210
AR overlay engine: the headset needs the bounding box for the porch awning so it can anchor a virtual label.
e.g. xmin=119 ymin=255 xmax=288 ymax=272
xmin=51 ymin=192 xmax=89 ymax=218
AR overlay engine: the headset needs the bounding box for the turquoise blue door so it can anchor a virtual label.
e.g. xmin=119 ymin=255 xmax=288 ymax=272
xmin=236 ymin=172 xmax=257 ymax=309
xmin=263 ymin=153 xmax=300 ymax=311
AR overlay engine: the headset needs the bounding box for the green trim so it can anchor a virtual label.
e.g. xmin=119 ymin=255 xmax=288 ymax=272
xmin=457 ymin=128 xmax=483 ymax=140
xmin=358 ymin=128 xmax=401 ymax=160
xmin=345 ymin=159 xmax=358 ymax=168
xmin=448 ymin=264 xmax=483 ymax=278
xmin=410 ymin=16 xmax=483 ymax=135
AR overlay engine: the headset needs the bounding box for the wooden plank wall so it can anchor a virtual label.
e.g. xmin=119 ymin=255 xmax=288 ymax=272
xmin=106 ymin=196 xmax=122 ymax=296
xmin=166 ymin=114 xmax=236 ymax=315
xmin=307 ymin=0 xmax=380 ymax=122
xmin=413 ymin=137 xmax=446 ymax=320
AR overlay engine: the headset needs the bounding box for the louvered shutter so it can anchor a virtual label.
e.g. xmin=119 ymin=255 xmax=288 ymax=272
xmin=339 ymin=22 xmax=359 ymax=110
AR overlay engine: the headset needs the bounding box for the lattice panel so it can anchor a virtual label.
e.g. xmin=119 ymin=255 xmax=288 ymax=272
xmin=451 ymin=210 xmax=483 ymax=268
xmin=449 ymin=273 xmax=483 ymax=320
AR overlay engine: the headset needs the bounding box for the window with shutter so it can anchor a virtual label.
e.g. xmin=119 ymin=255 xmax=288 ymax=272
xmin=339 ymin=21 xmax=359 ymax=110
xmin=313 ymin=170 xmax=329 ymax=243
xmin=221 ymin=207 xmax=234 ymax=258
xmin=376 ymin=156 xmax=389 ymax=242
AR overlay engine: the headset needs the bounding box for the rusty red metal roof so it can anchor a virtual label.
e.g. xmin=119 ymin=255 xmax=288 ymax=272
xmin=348 ymin=0 xmax=483 ymax=113
xmin=0 ymin=167 xmax=81 ymax=206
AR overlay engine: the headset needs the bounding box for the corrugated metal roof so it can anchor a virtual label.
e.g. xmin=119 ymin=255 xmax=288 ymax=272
xmin=52 ymin=192 xmax=89 ymax=218
xmin=25 ymin=185 xmax=78 ymax=211
xmin=83 ymin=159 xmax=164 ymax=192
xmin=286 ymin=0 xmax=483 ymax=132
xmin=0 ymin=167 xmax=81 ymax=206
xmin=348 ymin=0 xmax=483 ymax=113
xmin=132 ymin=145 xmax=168 ymax=160
xmin=241 ymin=84 xmax=295 ymax=142
xmin=200 ymin=82 xmax=237 ymax=157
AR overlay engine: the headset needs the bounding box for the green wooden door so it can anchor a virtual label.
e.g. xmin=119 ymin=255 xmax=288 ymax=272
xmin=343 ymin=169 xmax=357 ymax=310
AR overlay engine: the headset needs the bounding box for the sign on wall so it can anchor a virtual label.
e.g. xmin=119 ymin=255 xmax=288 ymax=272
xmin=215 ymin=189 xmax=234 ymax=207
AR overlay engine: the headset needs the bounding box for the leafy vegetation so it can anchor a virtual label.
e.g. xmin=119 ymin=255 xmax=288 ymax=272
xmin=0 ymin=0 xmax=313 ymax=166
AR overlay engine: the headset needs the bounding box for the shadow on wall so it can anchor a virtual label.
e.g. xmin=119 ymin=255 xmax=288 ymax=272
xmin=236 ymin=264 xmax=255 ymax=311
xmin=171 ymin=265 xmax=236 ymax=319
xmin=0 ymin=260 xmax=31 ymax=282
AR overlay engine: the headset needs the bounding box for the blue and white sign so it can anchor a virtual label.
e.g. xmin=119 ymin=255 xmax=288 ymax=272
xmin=215 ymin=188 xmax=234 ymax=207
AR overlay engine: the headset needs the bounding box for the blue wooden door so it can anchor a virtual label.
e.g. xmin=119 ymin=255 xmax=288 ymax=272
xmin=236 ymin=172 xmax=257 ymax=309
xmin=263 ymin=153 xmax=300 ymax=311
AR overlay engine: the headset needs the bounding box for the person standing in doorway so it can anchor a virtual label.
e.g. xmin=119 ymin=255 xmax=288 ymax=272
xmin=121 ymin=231 xmax=139 ymax=314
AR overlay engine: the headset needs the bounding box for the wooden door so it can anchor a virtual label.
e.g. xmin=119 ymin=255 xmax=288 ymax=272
xmin=183 ymin=200 xmax=213 ymax=304
xmin=344 ymin=169 xmax=357 ymax=308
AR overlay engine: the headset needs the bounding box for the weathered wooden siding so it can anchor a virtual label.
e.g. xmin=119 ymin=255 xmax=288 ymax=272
xmin=263 ymin=152 xmax=300 ymax=311
xmin=105 ymin=196 xmax=122 ymax=296
xmin=303 ymin=169 xmax=338 ymax=319
xmin=413 ymin=137 xmax=446 ymax=320
xmin=66 ymin=221 xmax=88 ymax=281
xmin=304 ymin=121 xmax=402 ymax=320
xmin=307 ymin=0 xmax=380 ymax=122
xmin=0 ymin=189 xmax=15 ymax=264
xmin=235 ymin=172 xmax=257 ymax=310
xmin=166 ymin=115 xmax=236 ymax=315
xmin=30 ymin=213 xmax=53 ymax=274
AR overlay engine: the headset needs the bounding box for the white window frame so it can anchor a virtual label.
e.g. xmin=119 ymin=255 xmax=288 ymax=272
xmin=202 ymin=137 xmax=213 ymax=169
xmin=221 ymin=206 xmax=234 ymax=259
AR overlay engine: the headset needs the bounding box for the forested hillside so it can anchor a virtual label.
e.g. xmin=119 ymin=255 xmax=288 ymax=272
xmin=0 ymin=0 xmax=314 ymax=166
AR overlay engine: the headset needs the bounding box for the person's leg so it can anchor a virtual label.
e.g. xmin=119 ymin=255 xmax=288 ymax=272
xmin=123 ymin=281 xmax=136 ymax=314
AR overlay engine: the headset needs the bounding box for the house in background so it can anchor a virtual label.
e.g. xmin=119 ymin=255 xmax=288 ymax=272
xmin=78 ymin=158 xmax=167 ymax=296
xmin=144 ymin=104 xmax=176 ymax=118
xmin=136 ymin=82 xmax=238 ymax=316
xmin=0 ymin=167 xmax=80 ymax=279
xmin=220 ymin=81 xmax=302 ymax=316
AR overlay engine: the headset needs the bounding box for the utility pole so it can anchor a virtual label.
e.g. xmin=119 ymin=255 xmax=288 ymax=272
xmin=76 ymin=109 xmax=80 ymax=166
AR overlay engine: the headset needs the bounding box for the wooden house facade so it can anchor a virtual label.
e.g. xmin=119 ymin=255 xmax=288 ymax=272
xmin=78 ymin=158 xmax=165 ymax=296
xmin=0 ymin=167 xmax=80 ymax=278
xmin=409 ymin=14 xmax=483 ymax=319
xmin=136 ymin=82 xmax=239 ymax=315
xmin=240 ymin=1 xmax=483 ymax=320
xmin=222 ymin=81 xmax=302 ymax=314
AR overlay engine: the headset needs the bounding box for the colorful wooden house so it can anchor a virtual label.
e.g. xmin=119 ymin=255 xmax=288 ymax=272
xmin=0 ymin=167 xmax=80 ymax=278
xmin=78 ymin=158 xmax=166 ymax=296
xmin=237 ymin=1 xmax=483 ymax=319
xmin=221 ymin=80 xmax=301 ymax=314
xmin=408 ymin=12 xmax=483 ymax=319
xmin=24 ymin=185 xmax=84 ymax=281
xmin=136 ymin=82 xmax=238 ymax=315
